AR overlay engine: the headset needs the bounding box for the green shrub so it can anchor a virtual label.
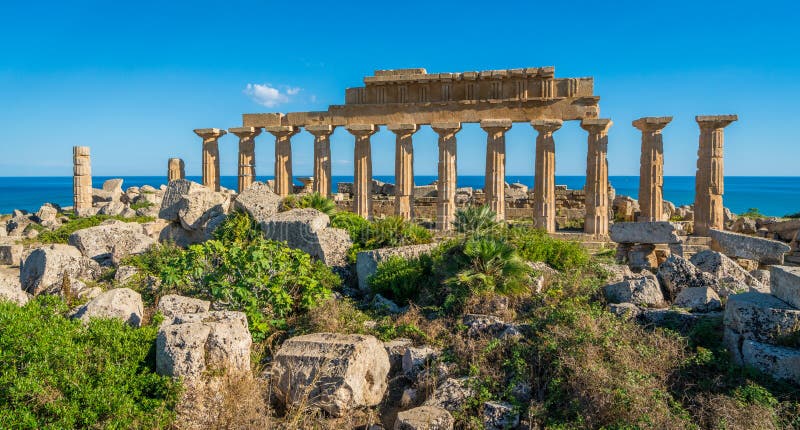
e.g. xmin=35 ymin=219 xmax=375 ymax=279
xmin=331 ymin=212 xmax=432 ymax=262
xmin=507 ymin=226 xmax=589 ymax=271
xmin=34 ymin=214 xmax=154 ymax=244
xmin=740 ymin=207 xmax=765 ymax=219
xmin=452 ymin=205 xmax=500 ymax=236
xmin=0 ymin=296 xmax=179 ymax=428
xmin=129 ymin=201 xmax=154 ymax=210
xmin=369 ymin=254 xmax=434 ymax=305
xmin=281 ymin=193 xmax=337 ymax=215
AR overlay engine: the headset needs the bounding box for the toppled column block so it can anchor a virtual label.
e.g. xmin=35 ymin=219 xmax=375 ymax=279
xmin=610 ymin=221 xmax=682 ymax=244
xmin=771 ymin=265 xmax=800 ymax=309
xmin=710 ymin=229 xmax=791 ymax=264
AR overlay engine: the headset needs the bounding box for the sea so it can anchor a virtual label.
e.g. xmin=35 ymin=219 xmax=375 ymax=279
xmin=1 ymin=176 xmax=798 ymax=218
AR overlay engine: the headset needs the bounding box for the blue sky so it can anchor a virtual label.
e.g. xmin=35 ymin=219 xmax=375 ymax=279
xmin=0 ymin=0 xmax=798 ymax=178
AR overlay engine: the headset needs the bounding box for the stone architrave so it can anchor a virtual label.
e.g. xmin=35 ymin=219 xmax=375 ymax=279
xmin=193 ymin=128 xmax=227 ymax=192
xmin=306 ymin=125 xmax=335 ymax=197
xmin=480 ymin=119 xmax=512 ymax=221
xmin=388 ymin=124 xmax=418 ymax=220
xmin=531 ymin=119 xmax=563 ymax=232
xmin=265 ymin=126 xmax=300 ymax=197
xmin=694 ymin=115 xmax=737 ymax=236
xmin=229 ymin=127 xmax=262 ymax=193
xmin=73 ymin=146 xmax=92 ymax=216
xmin=431 ymin=122 xmax=461 ymax=230
xmin=167 ymin=158 xmax=185 ymax=182
xmin=633 ymin=116 xmax=672 ymax=222
xmin=581 ymin=118 xmax=613 ymax=237
xmin=346 ymin=124 xmax=377 ymax=219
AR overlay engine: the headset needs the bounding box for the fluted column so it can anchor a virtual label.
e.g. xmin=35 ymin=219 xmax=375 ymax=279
xmin=194 ymin=128 xmax=226 ymax=191
xmin=387 ymin=124 xmax=418 ymax=220
xmin=531 ymin=119 xmax=563 ymax=233
xmin=347 ymin=124 xmax=377 ymax=219
xmin=581 ymin=119 xmax=613 ymax=237
xmin=694 ymin=115 xmax=737 ymax=236
xmin=73 ymin=146 xmax=92 ymax=217
xmin=229 ymin=127 xmax=262 ymax=192
xmin=432 ymin=122 xmax=461 ymax=230
xmin=480 ymin=119 xmax=512 ymax=221
xmin=167 ymin=158 xmax=185 ymax=182
xmin=633 ymin=117 xmax=672 ymax=222
xmin=306 ymin=125 xmax=335 ymax=197
xmin=265 ymin=126 xmax=299 ymax=197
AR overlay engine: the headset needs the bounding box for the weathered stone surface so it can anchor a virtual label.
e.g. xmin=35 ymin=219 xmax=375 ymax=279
xmin=357 ymin=243 xmax=438 ymax=291
xmin=384 ymin=338 xmax=413 ymax=373
xmin=723 ymin=292 xmax=800 ymax=364
xmin=157 ymin=311 xmax=251 ymax=380
xmin=598 ymin=263 xmax=636 ymax=284
xmin=603 ymin=273 xmax=665 ymax=307
xmin=114 ymin=265 xmax=139 ymax=284
xmin=674 ymin=287 xmax=722 ymax=312
xmin=232 ymin=182 xmax=282 ymax=223
xmin=766 ymin=219 xmax=800 ymax=242
xmin=0 ymin=272 xmax=29 ymax=305
xmin=482 ymin=401 xmax=520 ymax=430
xmin=423 ymin=377 xmax=475 ymax=412
xmin=403 ymin=346 xmax=438 ymax=377
xmin=35 ymin=204 xmax=59 ymax=225
xmin=732 ymin=217 xmax=757 ymax=234
xmin=694 ymin=116 xmax=736 ymax=235
xmin=770 ymin=265 xmax=800 ymax=309
xmin=394 ymin=406 xmax=454 ymax=430
xmin=610 ymin=221 xmax=681 ymax=244
xmin=272 ymin=333 xmax=390 ymax=417
xmin=608 ymin=302 xmax=641 ymax=319
xmin=741 ymin=340 xmax=800 ymax=384
xmin=159 ymin=180 xmax=230 ymax=232
xmin=690 ymin=250 xmax=764 ymax=292
xmin=20 ymin=244 xmax=100 ymax=295
xmin=157 ymin=294 xmax=211 ymax=319
xmin=68 ymin=221 xmax=155 ymax=264
xmin=261 ymin=208 xmax=352 ymax=268
xmin=657 ymin=254 xmax=719 ymax=301
xmin=159 ymin=179 xmax=200 ymax=222
xmin=158 ymin=222 xmax=210 ymax=247
xmin=72 ymin=288 xmax=144 ymax=327
xmin=0 ymin=244 xmax=23 ymax=266
xmin=710 ymin=229 xmax=790 ymax=265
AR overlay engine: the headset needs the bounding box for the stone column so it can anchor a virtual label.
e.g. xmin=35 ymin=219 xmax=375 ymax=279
xmin=73 ymin=146 xmax=92 ymax=216
xmin=581 ymin=119 xmax=613 ymax=237
xmin=432 ymin=122 xmax=461 ymax=230
xmin=265 ymin=126 xmax=299 ymax=197
xmin=480 ymin=119 xmax=512 ymax=221
xmin=167 ymin=158 xmax=185 ymax=182
xmin=306 ymin=125 xmax=335 ymax=197
xmin=633 ymin=117 xmax=672 ymax=222
xmin=387 ymin=124 xmax=418 ymax=220
xmin=229 ymin=127 xmax=261 ymax=193
xmin=531 ymin=119 xmax=563 ymax=233
xmin=694 ymin=115 xmax=737 ymax=236
xmin=346 ymin=124 xmax=377 ymax=219
xmin=193 ymin=128 xmax=226 ymax=192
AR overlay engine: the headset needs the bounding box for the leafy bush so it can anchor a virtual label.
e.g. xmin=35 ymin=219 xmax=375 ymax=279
xmin=129 ymin=201 xmax=154 ymax=210
xmin=369 ymin=254 xmax=434 ymax=305
xmin=452 ymin=205 xmax=500 ymax=236
xmin=331 ymin=212 xmax=432 ymax=262
xmin=34 ymin=214 xmax=154 ymax=244
xmin=281 ymin=193 xmax=337 ymax=215
xmin=740 ymin=207 xmax=765 ymax=219
xmin=0 ymin=296 xmax=179 ymax=428
xmin=507 ymin=226 xmax=589 ymax=271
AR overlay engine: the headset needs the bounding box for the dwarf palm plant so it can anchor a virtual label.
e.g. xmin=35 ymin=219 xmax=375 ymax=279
xmin=446 ymin=235 xmax=531 ymax=296
xmin=452 ymin=205 xmax=500 ymax=236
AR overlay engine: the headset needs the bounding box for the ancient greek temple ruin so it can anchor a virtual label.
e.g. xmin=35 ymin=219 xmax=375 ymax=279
xmin=73 ymin=66 xmax=737 ymax=238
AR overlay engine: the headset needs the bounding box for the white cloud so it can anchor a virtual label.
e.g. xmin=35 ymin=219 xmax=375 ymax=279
xmin=244 ymin=83 xmax=294 ymax=107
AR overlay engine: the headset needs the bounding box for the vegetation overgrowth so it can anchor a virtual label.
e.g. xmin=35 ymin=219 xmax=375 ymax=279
xmin=30 ymin=213 xmax=154 ymax=244
xmin=331 ymin=212 xmax=432 ymax=262
xmin=280 ymin=192 xmax=337 ymax=215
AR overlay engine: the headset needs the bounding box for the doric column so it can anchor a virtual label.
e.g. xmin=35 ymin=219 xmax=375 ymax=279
xmin=265 ymin=126 xmax=299 ymax=197
xmin=633 ymin=117 xmax=672 ymax=222
xmin=581 ymin=119 xmax=613 ymax=237
xmin=387 ymin=123 xmax=418 ymax=220
xmin=346 ymin=124 xmax=377 ymax=219
xmin=229 ymin=127 xmax=262 ymax=193
xmin=73 ymin=146 xmax=92 ymax=217
xmin=194 ymin=128 xmax=226 ymax=191
xmin=694 ymin=115 xmax=737 ymax=236
xmin=531 ymin=119 xmax=563 ymax=233
xmin=480 ymin=119 xmax=512 ymax=221
xmin=306 ymin=125 xmax=335 ymax=197
xmin=167 ymin=158 xmax=185 ymax=182
xmin=432 ymin=122 xmax=461 ymax=230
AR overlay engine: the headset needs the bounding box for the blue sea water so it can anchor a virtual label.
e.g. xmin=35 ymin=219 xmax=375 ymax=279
xmin=0 ymin=176 xmax=798 ymax=217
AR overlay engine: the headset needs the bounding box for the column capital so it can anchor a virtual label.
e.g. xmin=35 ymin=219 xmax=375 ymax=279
xmin=479 ymin=119 xmax=512 ymax=132
xmin=431 ymin=122 xmax=462 ymax=135
xmin=531 ymin=119 xmax=563 ymax=134
xmin=346 ymin=124 xmax=377 ymax=137
xmin=632 ymin=116 xmax=672 ymax=133
xmin=387 ymin=123 xmax=418 ymax=134
xmin=228 ymin=127 xmax=262 ymax=138
xmin=194 ymin=128 xmax=227 ymax=140
xmin=265 ymin=125 xmax=300 ymax=137
xmin=580 ymin=118 xmax=613 ymax=134
xmin=305 ymin=124 xmax=336 ymax=137
xmin=696 ymin=114 xmax=738 ymax=130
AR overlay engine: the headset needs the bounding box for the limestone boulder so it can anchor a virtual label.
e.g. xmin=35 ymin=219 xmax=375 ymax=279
xmin=156 ymin=311 xmax=252 ymax=380
xmin=710 ymin=229 xmax=790 ymax=265
xmin=674 ymin=287 xmax=722 ymax=312
xmin=20 ymin=244 xmax=101 ymax=295
xmin=232 ymin=182 xmax=282 ymax=223
xmin=690 ymin=250 xmax=764 ymax=292
xmin=157 ymin=294 xmax=210 ymax=319
xmin=603 ymin=273 xmax=665 ymax=307
xmin=0 ymin=272 xmax=29 ymax=306
xmin=68 ymin=220 xmax=156 ymax=264
xmin=271 ymin=333 xmax=390 ymax=417
xmin=612 ymin=195 xmax=640 ymax=222
xmin=597 ymin=263 xmax=636 ymax=284
xmin=35 ymin=204 xmax=59 ymax=227
xmin=423 ymin=377 xmax=475 ymax=412
xmin=741 ymin=340 xmax=800 ymax=384
xmin=766 ymin=219 xmax=800 ymax=242
xmin=610 ymin=221 xmax=682 ymax=244
xmin=357 ymin=243 xmax=438 ymax=291
xmin=0 ymin=244 xmax=23 ymax=266
xmin=482 ymin=401 xmax=520 ymax=430
xmin=732 ymin=217 xmax=758 ymax=234
xmin=114 ymin=265 xmax=139 ymax=284
xmin=159 ymin=179 xmax=230 ymax=231
xmin=384 ymin=338 xmax=413 ymax=373
xmin=394 ymin=406 xmax=454 ymax=430
xmin=261 ymin=208 xmax=352 ymax=268
xmin=770 ymin=265 xmax=800 ymax=309
xmin=723 ymin=292 xmax=800 ymax=365
xmin=403 ymin=345 xmax=439 ymax=377
xmin=158 ymin=222 xmax=211 ymax=247
xmin=72 ymin=288 xmax=144 ymax=327
xmin=657 ymin=254 xmax=719 ymax=301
